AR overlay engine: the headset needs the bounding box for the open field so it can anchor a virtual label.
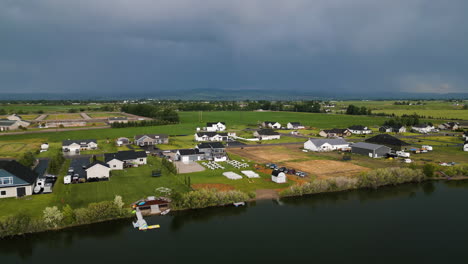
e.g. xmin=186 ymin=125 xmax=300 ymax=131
xmin=283 ymin=160 xmax=371 ymax=179
xmin=88 ymin=113 xmax=126 ymax=118
xmin=372 ymin=109 xmax=468 ymax=120
xmin=45 ymin=114 xmax=83 ymax=120
xmin=0 ymin=104 xmax=105 ymax=113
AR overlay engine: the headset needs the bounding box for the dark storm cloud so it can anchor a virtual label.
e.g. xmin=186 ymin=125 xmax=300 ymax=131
xmin=1 ymin=0 xmax=467 ymax=94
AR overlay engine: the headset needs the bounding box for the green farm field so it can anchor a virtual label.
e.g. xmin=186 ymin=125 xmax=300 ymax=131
xmin=88 ymin=113 xmax=126 ymax=118
xmin=372 ymin=109 xmax=468 ymax=119
xmin=45 ymin=113 xmax=83 ymax=120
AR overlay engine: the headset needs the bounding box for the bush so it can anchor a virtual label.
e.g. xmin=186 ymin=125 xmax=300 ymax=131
xmin=357 ymin=167 xmax=426 ymax=189
xmin=172 ymin=189 xmax=251 ymax=209
xmin=423 ymin=164 xmax=437 ymax=178
xmin=18 ymin=151 xmax=36 ymax=167
xmin=0 ymin=214 xmax=46 ymax=238
xmin=281 ymin=177 xmax=358 ymax=197
xmin=43 ymin=206 xmax=64 ymax=228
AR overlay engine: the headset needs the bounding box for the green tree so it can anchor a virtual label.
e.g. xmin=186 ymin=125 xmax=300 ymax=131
xmin=18 ymin=152 xmax=35 ymax=167
xmin=43 ymin=206 xmax=64 ymax=228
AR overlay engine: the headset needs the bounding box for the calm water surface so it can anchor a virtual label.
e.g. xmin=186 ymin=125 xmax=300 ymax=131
xmin=1 ymin=181 xmax=468 ymax=264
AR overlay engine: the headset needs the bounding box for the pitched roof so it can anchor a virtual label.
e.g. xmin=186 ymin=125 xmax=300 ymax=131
xmin=206 ymin=121 xmax=225 ymax=126
xmin=289 ymin=122 xmax=302 ymax=125
xmin=272 ymin=170 xmax=284 ymax=176
xmin=307 ymin=138 xmax=349 ymax=146
xmin=196 ymin=132 xmax=228 ymax=137
xmin=104 ymin=150 xmax=147 ymax=162
xmin=365 ymin=134 xmax=410 ymax=147
xmin=264 ymin=121 xmax=278 ymax=125
xmin=348 ymin=125 xmax=369 ymax=130
xmin=0 ymin=160 xmax=38 ymax=185
xmin=85 ymin=160 xmax=110 ymax=169
xmin=323 ymin=128 xmax=349 ymax=134
xmin=109 ymin=117 xmax=128 ymax=120
xmin=352 ymin=142 xmax=388 ymax=150
xmin=256 ymin=129 xmax=280 ymax=135
xmin=62 ymin=139 xmax=97 ymax=146
xmin=0 ymin=119 xmax=17 ymax=126
xmin=413 ymin=124 xmax=432 ymax=128
xmin=134 ymin=134 xmax=168 ymax=140
xmin=178 ymin=149 xmax=203 ymax=155
xmin=197 ymin=142 xmax=225 ymax=149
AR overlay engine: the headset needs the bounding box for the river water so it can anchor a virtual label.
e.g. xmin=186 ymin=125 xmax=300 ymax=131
xmin=1 ymin=181 xmax=468 ymax=264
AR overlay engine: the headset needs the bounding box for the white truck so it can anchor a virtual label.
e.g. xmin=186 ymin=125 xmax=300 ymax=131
xmin=421 ymin=145 xmax=433 ymax=151
xmin=396 ymin=151 xmax=410 ymax=158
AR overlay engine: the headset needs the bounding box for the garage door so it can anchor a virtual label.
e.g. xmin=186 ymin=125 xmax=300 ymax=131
xmin=182 ymin=156 xmax=190 ymax=162
xmin=16 ymin=187 xmax=26 ymax=197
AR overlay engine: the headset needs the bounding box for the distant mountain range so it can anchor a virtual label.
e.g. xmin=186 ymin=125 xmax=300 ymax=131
xmin=0 ymin=89 xmax=467 ymax=100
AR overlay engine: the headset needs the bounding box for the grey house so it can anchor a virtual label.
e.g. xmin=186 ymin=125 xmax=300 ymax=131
xmin=196 ymin=142 xmax=227 ymax=161
xmin=0 ymin=160 xmax=39 ymax=198
xmin=134 ymin=134 xmax=169 ymax=146
xmin=175 ymin=149 xmax=205 ymax=163
xmin=351 ymin=142 xmax=391 ymax=158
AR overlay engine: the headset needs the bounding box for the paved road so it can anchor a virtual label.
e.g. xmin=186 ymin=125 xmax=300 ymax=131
xmin=35 ymin=114 xmax=48 ymax=121
xmin=80 ymin=113 xmax=92 ymax=120
xmin=0 ymin=126 xmax=110 ymax=136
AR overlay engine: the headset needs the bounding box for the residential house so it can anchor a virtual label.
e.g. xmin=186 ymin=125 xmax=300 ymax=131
xmin=0 ymin=120 xmax=22 ymax=131
xmin=104 ymin=150 xmax=148 ymax=170
xmin=464 ymin=143 xmax=468 ymax=152
xmin=85 ymin=161 xmax=111 ymax=181
xmin=262 ymin=121 xmax=282 ymax=129
xmin=412 ymin=124 xmax=435 ymax=134
xmin=438 ymin=122 xmax=459 ymax=131
xmin=0 ymin=160 xmax=38 ymax=199
xmin=303 ymin=138 xmax=350 ymax=152
xmin=204 ymin=122 xmax=226 ymax=132
xmin=348 ymin=125 xmax=373 ymax=135
xmin=108 ymin=117 xmax=128 ymax=124
xmin=365 ymin=134 xmax=411 ymax=151
xmin=379 ymin=126 xmax=407 ymax=133
xmin=287 ymin=122 xmax=305 ymax=130
xmin=134 ymin=134 xmax=169 ymax=146
xmin=194 ymin=132 xmax=229 ymax=142
xmin=351 ymin=142 xmax=391 ymax=158
xmin=463 ymin=131 xmax=468 ymax=139
xmin=175 ymin=149 xmax=205 ymax=163
xmin=318 ymin=128 xmax=352 ymax=138
xmin=62 ymin=139 xmax=98 ymax=153
xmin=116 ymin=137 xmax=130 ymax=146
xmin=253 ymin=129 xmax=281 ymax=140
xmin=271 ymin=170 xmax=287 ymax=183
xmin=7 ymin=114 xmax=30 ymax=127
xmin=196 ymin=142 xmax=227 ymax=161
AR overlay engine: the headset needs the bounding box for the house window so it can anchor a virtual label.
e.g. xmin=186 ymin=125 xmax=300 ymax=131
xmin=140 ymin=159 xmax=143 ymax=161
xmin=1 ymin=191 xmax=6 ymax=195
xmin=0 ymin=177 xmax=13 ymax=185
xmin=113 ymin=165 xmax=116 ymax=168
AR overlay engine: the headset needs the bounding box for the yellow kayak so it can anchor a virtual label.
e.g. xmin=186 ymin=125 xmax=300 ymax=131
xmin=139 ymin=224 xmax=160 ymax=231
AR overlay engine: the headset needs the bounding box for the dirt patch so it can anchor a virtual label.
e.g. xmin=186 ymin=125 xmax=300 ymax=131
xmin=228 ymin=145 xmax=304 ymax=163
xmin=192 ymin=183 xmax=235 ymax=191
xmin=256 ymin=189 xmax=279 ymax=199
xmin=283 ymin=160 xmax=370 ymax=179
xmin=174 ymin=161 xmax=205 ymax=174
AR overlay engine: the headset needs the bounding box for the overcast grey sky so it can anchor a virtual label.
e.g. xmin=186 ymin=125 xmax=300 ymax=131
xmin=1 ymin=0 xmax=467 ymax=94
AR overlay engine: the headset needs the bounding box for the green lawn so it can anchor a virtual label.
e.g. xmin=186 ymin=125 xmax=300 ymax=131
xmin=0 ymin=104 xmax=105 ymax=113
xmin=45 ymin=114 xmax=83 ymax=120
xmin=88 ymin=113 xmax=126 ymax=118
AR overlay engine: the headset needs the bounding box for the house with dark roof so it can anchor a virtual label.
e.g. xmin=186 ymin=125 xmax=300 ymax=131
xmin=0 ymin=115 xmax=30 ymax=131
xmin=287 ymin=122 xmax=305 ymax=129
xmin=204 ymin=122 xmax=226 ymax=132
xmin=262 ymin=121 xmax=282 ymax=129
xmin=365 ymin=134 xmax=410 ymax=151
xmin=0 ymin=160 xmax=38 ymax=198
xmin=196 ymin=142 xmax=227 ymax=161
xmin=379 ymin=126 xmax=407 ymax=133
xmin=351 ymin=142 xmax=391 ymax=158
xmin=194 ymin=132 xmax=229 ymax=142
xmin=62 ymin=139 xmax=98 ymax=153
xmin=85 ymin=161 xmax=110 ymax=181
xmin=304 ymin=138 xmax=350 ymax=152
xmin=411 ymin=124 xmax=435 ymax=134
xmin=108 ymin=116 xmax=128 ymax=124
xmin=319 ymin=128 xmax=352 ymax=138
xmin=253 ymin=129 xmax=281 ymax=140
xmin=348 ymin=125 xmax=373 ymax=135
xmin=271 ymin=169 xmax=287 ymax=183
xmin=438 ymin=122 xmax=459 ymax=131
xmin=104 ymin=150 xmax=148 ymax=170
xmin=175 ymin=149 xmax=205 ymax=163
xmin=134 ymin=134 xmax=169 ymax=146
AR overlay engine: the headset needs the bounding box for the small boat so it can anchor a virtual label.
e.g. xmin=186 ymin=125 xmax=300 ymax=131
xmin=233 ymin=202 xmax=245 ymax=207
xmin=161 ymin=209 xmax=171 ymax=215
xmin=139 ymin=224 xmax=160 ymax=231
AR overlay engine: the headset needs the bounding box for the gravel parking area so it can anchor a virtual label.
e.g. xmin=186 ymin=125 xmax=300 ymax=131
xmin=175 ymin=161 xmax=206 ymax=174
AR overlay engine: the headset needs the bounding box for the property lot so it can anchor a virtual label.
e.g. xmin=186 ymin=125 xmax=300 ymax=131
xmin=283 ymin=160 xmax=370 ymax=179
xmin=175 ymin=161 xmax=206 ymax=174
xmin=45 ymin=114 xmax=83 ymax=120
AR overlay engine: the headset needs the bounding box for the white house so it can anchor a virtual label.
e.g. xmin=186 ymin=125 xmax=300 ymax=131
xmin=85 ymin=161 xmax=110 ymax=180
xmin=0 ymin=160 xmax=38 ymax=199
xmin=263 ymin=121 xmax=282 ymax=129
xmin=348 ymin=125 xmax=373 ymax=135
xmin=253 ymin=129 xmax=281 ymax=140
xmin=287 ymin=122 xmax=305 ymax=130
xmin=412 ymin=124 xmax=435 ymax=134
xmin=204 ymin=122 xmax=226 ymax=132
xmin=116 ymin=137 xmax=130 ymax=146
xmin=104 ymin=150 xmax=148 ymax=170
xmin=106 ymin=158 xmax=124 ymax=170
xmin=304 ymin=138 xmax=350 ymax=152
xmin=438 ymin=122 xmax=459 ymax=131
xmin=62 ymin=139 xmax=98 ymax=153
xmin=464 ymin=143 xmax=468 ymax=152
xmin=194 ymin=132 xmax=229 ymax=142
xmin=271 ymin=170 xmax=287 ymax=183
xmin=176 ymin=149 xmax=205 ymax=163
xmin=41 ymin=143 xmax=49 ymax=151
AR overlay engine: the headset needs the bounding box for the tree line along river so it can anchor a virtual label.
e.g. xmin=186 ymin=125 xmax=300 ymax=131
xmin=1 ymin=180 xmax=468 ymax=263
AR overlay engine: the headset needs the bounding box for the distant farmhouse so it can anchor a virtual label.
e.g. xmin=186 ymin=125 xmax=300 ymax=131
xmin=108 ymin=117 xmax=128 ymax=124
xmin=379 ymin=126 xmax=406 ymax=133
xmin=412 ymin=124 xmax=435 ymax=134
xmin=262 ymin=121 xmax=282 ymax=129
xmin=204 ymin=122 xmax=226 ymax=132
xmin=104 ymin=150 xmax=148 ymax=170
xmin=365 ymin=134 xmax=410 ymax=151
xmin=254 ymin=129 xmax=281 ymax=140
xmin=351 ymin=142 xmax=391 ymax=158
xmin=195 ymin=132 xmax=229 ymax=142
xmin=438 ymin=122 xmax=459 ymax=131
xmin=319 ymin=128 xmax=351 ymax=138
xmin=347 ymin=125 xmax=373 ymax=135
xmin=287 ymin=122 xmax=305 ymax=130
xmin=0 ymin=114 xmax=30 ymax=131
xmin=62 ymin=139 xmax=98 ymax=153
xmin=0 ymin=160 xmax=38 ymax=199
xmin=304 ymin=138 xmax=350 ymax=152
xmin=134 ymin=134 xmax=169 ymax=146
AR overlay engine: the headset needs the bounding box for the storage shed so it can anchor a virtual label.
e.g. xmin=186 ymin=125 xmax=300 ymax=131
xmin=351 ymin=142 xmax=391 ymax=158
